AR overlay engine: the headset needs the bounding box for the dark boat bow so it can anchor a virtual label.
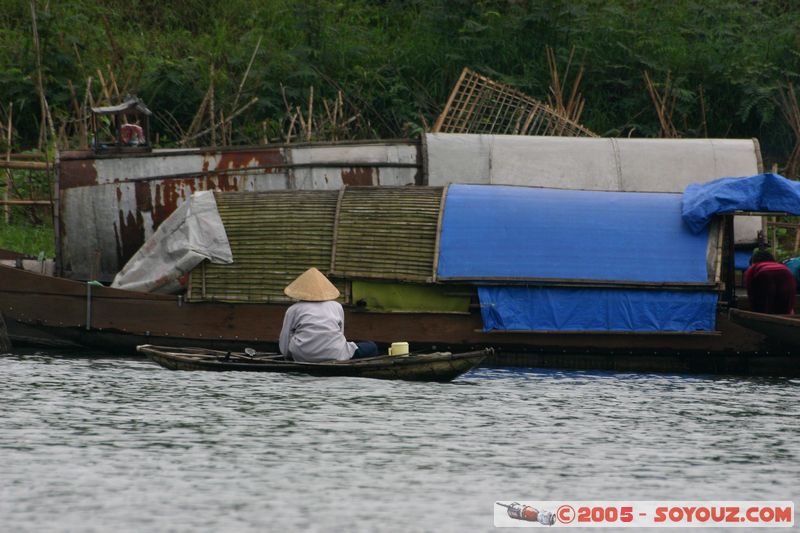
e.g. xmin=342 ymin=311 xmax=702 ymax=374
xmin=728 ymin=308 xmax=800 ymax=349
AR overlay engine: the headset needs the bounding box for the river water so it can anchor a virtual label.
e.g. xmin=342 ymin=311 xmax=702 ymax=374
xmin=1 ymin=350 xmax=798 ymax=532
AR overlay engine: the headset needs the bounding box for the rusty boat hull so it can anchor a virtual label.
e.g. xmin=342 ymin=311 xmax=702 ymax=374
xmin=56 ymin=141 xmax=422 ymax=282
xmin=138 ymin=344 xmax=489 ymax=382
xmin=2 ymin=264 xmax=799 ymax=376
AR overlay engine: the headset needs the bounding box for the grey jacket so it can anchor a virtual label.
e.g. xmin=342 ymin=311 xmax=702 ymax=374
xmin=279 ymin=300 xmax=357 ymax=362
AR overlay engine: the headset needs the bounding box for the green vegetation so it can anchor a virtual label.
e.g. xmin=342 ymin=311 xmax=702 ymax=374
xmin=0 ymin=164 xmax=53 ymax=255
xmin=0 ymin=1 xmax=798 ymax=154
xmin=770 ymin=216 xmax=800 ymax=261
xmin=1 ymin=0 xmax=800 ymax=254
xmin=0 ymin=219 xmax=54 ymax=257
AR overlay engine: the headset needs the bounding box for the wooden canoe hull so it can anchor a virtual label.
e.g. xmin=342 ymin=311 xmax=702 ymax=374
xmin=728 ymin=308 xmax=800 ymax=349
xmin=138 ymin=345 xmax=490 ymax=382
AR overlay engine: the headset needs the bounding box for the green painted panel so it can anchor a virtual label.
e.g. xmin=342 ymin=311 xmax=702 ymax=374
xmin=352 ymin=280 xmax=471 ymax=313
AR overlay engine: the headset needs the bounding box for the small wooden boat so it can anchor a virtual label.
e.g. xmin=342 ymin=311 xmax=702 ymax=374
xmin=137 ymin=344 xmax=491 ymax=382
xmin=728 ymin=308 xmax=800 ymax=349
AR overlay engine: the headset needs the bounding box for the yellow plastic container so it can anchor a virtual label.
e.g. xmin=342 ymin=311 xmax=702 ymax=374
xmin=389 ymin=342 xmax=409 ymax=356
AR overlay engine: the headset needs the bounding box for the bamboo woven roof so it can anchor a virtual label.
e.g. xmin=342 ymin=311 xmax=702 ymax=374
xmin=188 ymin=187 xmax=444 ymax=303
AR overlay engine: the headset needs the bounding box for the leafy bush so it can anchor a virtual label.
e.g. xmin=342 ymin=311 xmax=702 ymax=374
xmin=0 ymin=0 xmax=797 ymax=159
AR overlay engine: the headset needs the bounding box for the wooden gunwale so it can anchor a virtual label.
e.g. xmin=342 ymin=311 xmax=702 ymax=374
xmin=138 ymin=344 xmax=490 ymax=382
xmin=728 ymin=308 xmax=800 ymax=348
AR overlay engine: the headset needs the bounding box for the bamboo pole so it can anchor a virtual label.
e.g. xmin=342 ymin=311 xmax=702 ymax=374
xmin=108 ymin=64 xmax=121 ymax=99
xmin=31 ymin=0 xmax=56 ymax=149
xmin=183 ymin=85 xmax=212 ymax=145
xmin=698 ymin=84 xmax=709 ymax=138
xmin=219 ymin=109 xmax=227 ymax=146
xmin=83 ymin=76 xmax=93 ymax=109
xmin=714 ymin=219 xmax=724 ymax=284
xmin=209 ymin=65 xmax=216 ymax=147
xmin=83 ymin=76 xmax=94 ymax=147
xmin=433 ymin=67 xmax=468 ymax=132
xmin=564 ymin=48 xmax=586 ymax=123
xmin=794 ymin=226 xmax=800 ymax=254
xmin=333 ymin=91 xmax=341 ymax=140
xmin=547 ymin=47 xmax=564 ymax=114
xmin=67 ymin=80 xmax=88 ymax=148
xmin=107 ymin=65 xmax=127 ymax=125
xmin=322 ymin=98 xmax=333 ymax=138
xmin=232 ymin=35 xmax=262 ymax=113
xmin=4 ymin=102 xmax=11 ymax=224
xmin=778 ymin=82 xmax=800 ymax=179
xmin=307 ymin=85 xmax=314 ymax=141
xmin=644 ymin=70 xmax=678 ymax=138
xmin=285 ymin=112 xmax=297 ymax=144
xmin=8 ymin=153 xmax=46 ymax=160
xmin=280 ymin=83 xmax=292 ymax=115
xmin=96 ymin=68 xmax=112 ymax=104
xmin=295 ymin=105 xmax=307 ymax=137
xmin=0 ymin=199 xmax=52 ymax=205
xmin=182 ymin=96 xmax=258 ymax=144
xmin=772 ymin=218 xmax=777 ymax=257
xmin=0 ymin=160 xmax=50 ymax=170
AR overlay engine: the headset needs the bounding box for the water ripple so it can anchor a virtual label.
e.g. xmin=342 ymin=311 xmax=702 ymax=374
xmin=0 ymin=353 xmax=798 ymax=532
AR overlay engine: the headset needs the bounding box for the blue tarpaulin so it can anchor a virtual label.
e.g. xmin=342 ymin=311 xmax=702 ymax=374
xmin=735 ymin=250 xmax=752 ymax=271
xmin=478 ymin=286 xmax=718 ymax=332
xmin=437 ymin=184 xmax=712 ymax=283
xmin=682 ymin=173 xmax=800 ymax=233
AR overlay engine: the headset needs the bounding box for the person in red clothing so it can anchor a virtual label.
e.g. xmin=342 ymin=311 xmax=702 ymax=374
xmin=744 ymin=249 xmax=796 ymax=314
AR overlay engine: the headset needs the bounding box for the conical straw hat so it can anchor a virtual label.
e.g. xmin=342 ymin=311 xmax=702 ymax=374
xmin=284 ymin=267 xmax=340 ymax=301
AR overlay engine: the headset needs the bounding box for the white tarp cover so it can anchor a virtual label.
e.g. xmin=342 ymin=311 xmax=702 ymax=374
xmin=111 ymin=191 xmax=232 ymax=293
xmin=424 ymin=134 xmax=763 ymax=243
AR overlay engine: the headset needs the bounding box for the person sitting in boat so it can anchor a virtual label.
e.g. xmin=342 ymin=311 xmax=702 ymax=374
xmin=744 ymin=249 xmax=796 ymax=314
xmin=279 ymin=267 xmax=378 ymax=362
